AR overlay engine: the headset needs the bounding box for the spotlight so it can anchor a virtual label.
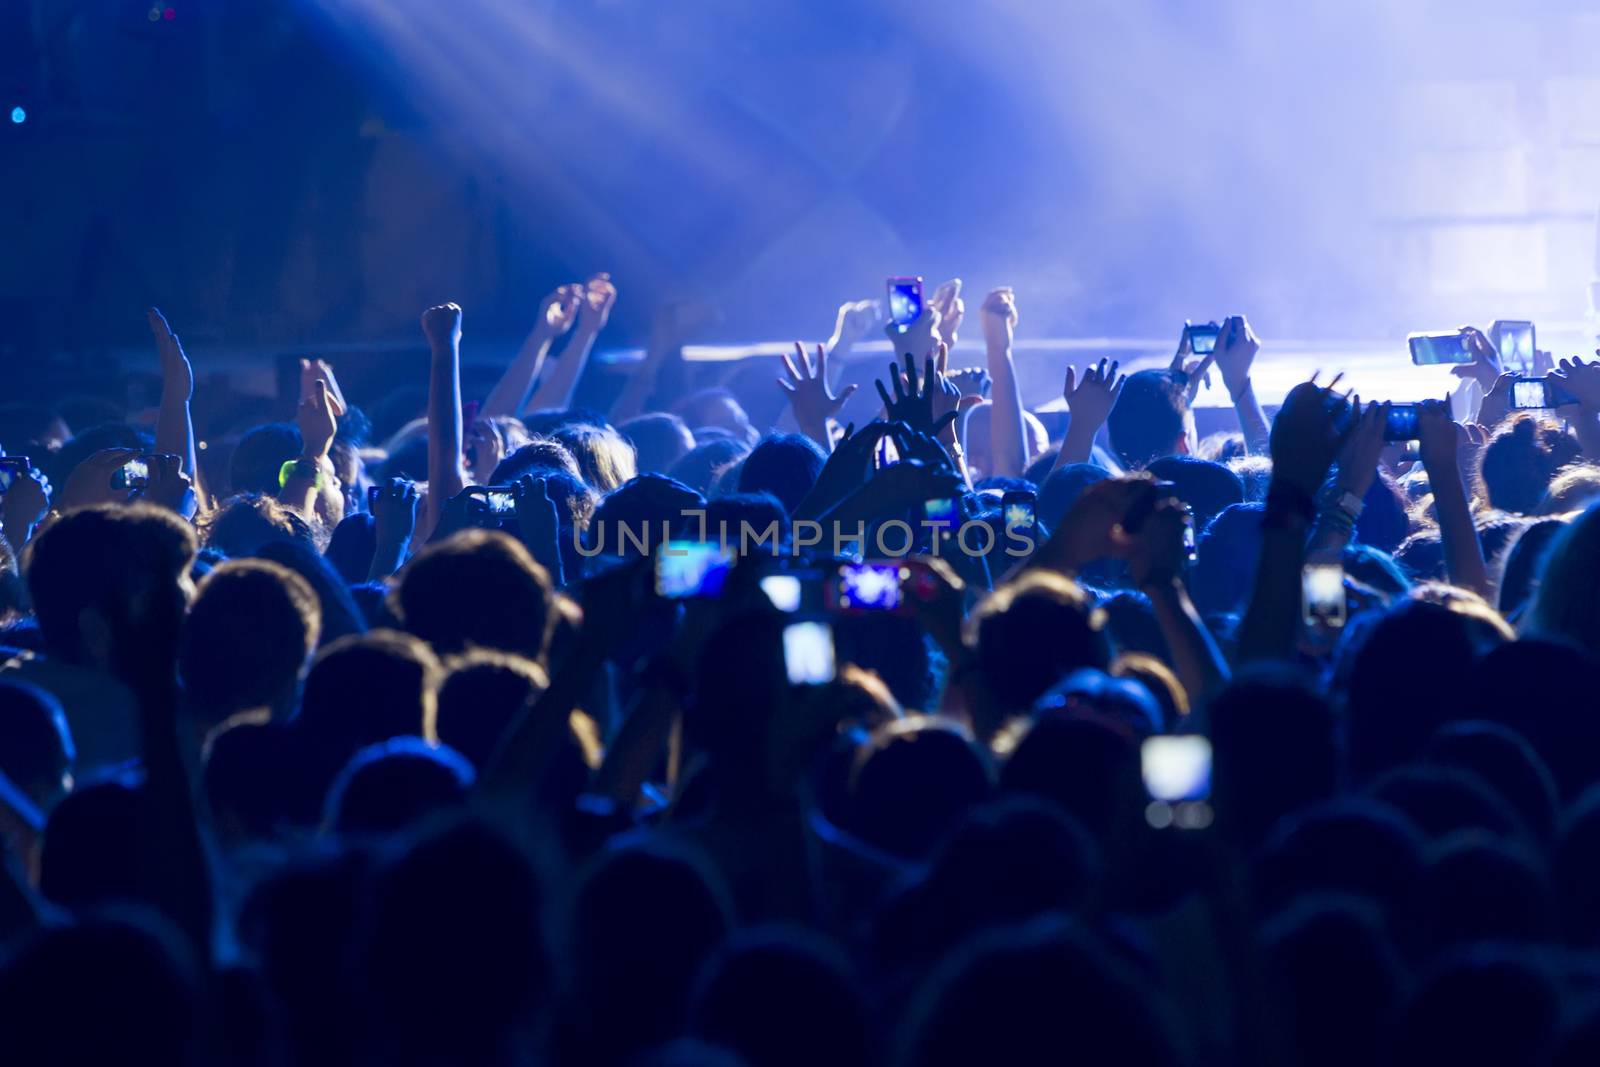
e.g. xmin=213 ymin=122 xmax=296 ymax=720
xmin=8 ymin=107 xmax=22 ymax=125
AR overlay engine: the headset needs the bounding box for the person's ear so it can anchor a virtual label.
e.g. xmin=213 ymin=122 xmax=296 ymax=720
xmin=77 ymin=606 xmax=115 ymax=671
xmin=1176 ymin=434 xmax=1192 ymax=456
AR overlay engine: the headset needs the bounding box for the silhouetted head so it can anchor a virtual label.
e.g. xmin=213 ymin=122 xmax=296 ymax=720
xmin=0 ymin=913 xmax=200 ymax=1066
xmin=1465 ymin=638 xmax=1600 ymax=800
xmin=230 ymin=422 xmax=303 ymax=496
xmin=621 ymin=413 xmax=697 ymax=474
xmin=1424 ymin=721 xmax=1558 ymax=844
xmin=0 ymin=680 xmax=74 ymax=812
xmin=26 ymin=503 xmax=197 ymax=672
xmin=1344 ymin=596 xmax=1512 ymax=781
xmin=1253 ymin=798 xmax=1425 ymax=920
xmin=1036 ymin=463 xmax=1110 ymax=531
xmin=358 ymin=817 xmax=549 ymax=1065
xmin=255 ymin=537 xmax=367 ymax=647
xmin=1145 ymin=455 xmax=1243 ymax=533
xmin=1554 ymin=786 xmax=1600 ymax=946
xmin=738 ymin=433 xmax=826 ymax=514
xmin=395 ymin=529 xmax=555 ymax=659
xmin=1108 ymin=368 xmax=1191 ymax=468
xmin=849 ymin=716 xmax=993 ymax=860
xmin=1478 ymin=413 xmax=1580 ymax=514
xmin=691 ymin=926 xmax=872 ymax=1067
xmin=1497 ymin=517 xmax=1568 ymax=620
xmin=491 ymin=434 xmax=583 ymax=484
xmin=1393 ymin=949 xmax=1560 ymax=1067
xmin=1208 ymin=664 xmax=1339 ymax=849
xmin=40 ymin=775 xmax=147 ymax=910
xmin=1261 ymin=895 xmax=1403 ymax=1067
xmin=1526 ymin=500 xmax=1600 ymax=656
xmin=181 ymin=558 xmax=320 ymax=726
xmin=200 ymin=493 xmax=315 ymax=558
xmin=1000 ymin=710 xmax=1143 ymax=848
xmin=669 ymin=437 xmax=752 ymax=495
xmin=553 ymin=423 xmax=637 ymax=492
xmin=1412 ymin=832 xmax=1554 ymax=953
xmin=587 ymin=475 xmax=707 ymax=556
xmin=323 ymin=736 xmax=474 ymax=836
xmin=895 ymin=914 xmax=1184 ymax=1067
xmin=968 ymin=571 xmax=1110 ymax=714
xmin=1189 ymin=501 xmax=1264 ymax=617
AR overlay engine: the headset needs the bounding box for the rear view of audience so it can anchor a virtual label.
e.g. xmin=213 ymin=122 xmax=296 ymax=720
xmin=3 ymin=275 xmax=1600 ymax=1067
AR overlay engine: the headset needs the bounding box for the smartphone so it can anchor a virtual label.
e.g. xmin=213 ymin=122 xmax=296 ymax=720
xmin=1383 ymin=403 xmax=1422 ymax=441
xmin=110 ymin=457 xmax=150 ymax=490
xmin=782 ymin=621 xmax=836 ymax=685
xmin=1183 ymin=322 xmax=1220 ymax=356
xmin=1140 ymin=735 xmax=1213 ymax=830
xmin=654 ymin=541 xmax=734 ymax=599
xmin=367 ymin=485 xmax=382 ymax=510
xmin=923 ymin=496 xmax=959 ymax=537
xmin=1302 ymin=563 xmax=1346 ymax=629
xmin=1408 ymin=331 xmax=1473 ymax=366
xmin=828 ymin=561 xmax=904 ymax=613
xmin=1490 ymin=320 xmax=1535 ymax=371
xmin=0 ymin=457 xmax=29 ymax=493
xmin=464 ymin=485 xmax=517 ymax=518
xmin=1001 ymin=490 xmax=1037 ymax=532
xmin=760 ymin=573 xmax=804 ymax=613
xmin=887 ymin=276 xmax=924 ymax=332
xmin=1510 ymin=376 xmax=1575 ymax=410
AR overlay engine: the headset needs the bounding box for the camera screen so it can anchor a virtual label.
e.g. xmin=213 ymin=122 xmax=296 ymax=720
xmin=1384 ymin=405 xmax=1419 ymax=441
xmin=783 ymin=621 xmax=836 ymax=685
xmin=835 ymin=563 xmax=902 ymax=612
xmin=1186 ymin=324 xmax=1219 ymax=355
xmin=887 ymin=279 xmax=922 ymax=328
xmin=1512 ymin=380 xmax=1548 ymax=409
xmin=1004 ymin=501 xmax=1034 ymax=528
xmin=1141 ymin=736 xmax=1213 ymax=803
xmin=655 ymin=542 xmax=734 ymax=599
xmin=1409 ymin=332 xmax=1473 ymax=365
xmin=1502 ymin=324 xmax=1534 ymax=366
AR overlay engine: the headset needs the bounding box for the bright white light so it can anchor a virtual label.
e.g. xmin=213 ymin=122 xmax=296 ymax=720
xmin=9 ymin=107 xmax=24 ymax=125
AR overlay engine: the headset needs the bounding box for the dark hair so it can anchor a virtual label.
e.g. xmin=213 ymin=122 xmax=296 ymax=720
xmin=1036 ymin=463 xmax=1111 ymax=532
xmin=0 ymin=680 xmax=74 ymax=808
xmin=668 ymin=438 xmax=750 ymax=496
xmin=1107 ymin=368 xmax=1187 ymax=467
xmin=324 ymin=736 xmax=475 ymax=835
xmin=490 ymin=435 xmax=582 ymax=484
xmin=587 ymin=475 xmax=707 ymax=555
xmin=968 ymin=572 xmax=1110 ymax=713
xmin=738 ymin=433 xmax=826 ymax=514
xmin=180 ymin=558 xmax=320 ymax=724
xmin=200 ymin=493 xmax=316 ymax=559
xmin=1497 ymin=517 xmax=1567 ymax=620
xmin=230 ymin=422 xmax=304 ymax=496
xmin=849 ymin=717 xmax=994 ymax=860
xmin=395 ymin=530 xmax=555 ymax=660
xmin=1145 ymin=455 xmax=1244 ymax=533
xmin=255 ymin=539 xmax=367 ymax=647
xmin=1190 ymin=502 xmax=1264 ymax=617
xmin=432 ymin=650 xmax=548 ymax=769
xmin=26 ymin=504 xmax=196 ymax=664
xmin=620 ymin=413 xmax=697 ymax=475
xmin=1478 ymin=414 xmax=1581 ymax=514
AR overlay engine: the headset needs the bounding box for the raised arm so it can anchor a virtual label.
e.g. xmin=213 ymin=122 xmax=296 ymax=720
xmin=525 ymin=273 xmax=617 ymax=413
xmin=481 ymin=284 xmax=583 ymax=420
xmin=981 ymin=288 xmax=1029 ymax=478
xmin=1551 ymin=356 xmax=1600 ymax=459
xmin=420 ymin=303 xmax=467 ymax=543
xmin=147 ymin=309 xmax=199 ymax=487
xmin=1053 ymin=359 xmax=1125 ymax=470
xmin=1306 ymin=399 xmax=1386 ymax=559
xmin=1237 ymin=381 xmax=1348 ymax=665
xmin=1418 ymin=400 xmax=1490 ymax=598
xmin=281 ymin=378 xmax=343 ymax=522
xmin=1214 ymin=315 xmax=1271 ymax=454
xmin=1128 ymin=494 xmax=1231 ymax=705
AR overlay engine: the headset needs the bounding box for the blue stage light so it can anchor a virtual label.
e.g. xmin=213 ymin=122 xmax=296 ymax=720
xmin=9 ymin=107 xmax=23 ymax=125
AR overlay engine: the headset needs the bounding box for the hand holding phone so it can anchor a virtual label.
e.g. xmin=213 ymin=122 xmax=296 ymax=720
xmin=886 ymin=277 xmax=924 ymax=333
xmin=1302 ymin=563 xmax=1346 ymax=628
xmin=1408 ymin=331 xmax=1474 ymax=366
xmin=1002 ymin=490 xmax=1037 ymax=532
xmin=1383 ymin=403 xmax=1422 ymax=441
xmin=783 ymin=621 xmax=836 ymax=685
xmin=1141 ymin=735 xmax=1213 ymax=830
xmin=1510 ymin=376 xmax=1576 ymax=410
xmin=1183 ymin=322 xmax=1220 ymax=356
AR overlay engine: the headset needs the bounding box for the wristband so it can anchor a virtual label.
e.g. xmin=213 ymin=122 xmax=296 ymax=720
xmin=279 ymin=459 xmax=323 ymax=491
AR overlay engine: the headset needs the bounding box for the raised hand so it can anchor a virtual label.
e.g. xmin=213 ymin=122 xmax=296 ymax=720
xmin=1451 ymin=326 xmax=1503 ymax=392
xmin=297 ymin=378 xmax=343 ymax=461
xmin=421 ymin=302 xmax=463 ymax=350
xmin=56 ymin=448 xmax=141 ymax=512
xmin=577 ymin=272 xmax=617 ymax=334
xmin=1063 ymin=358 xmax=1125 ymax=431
xmin=875 ymin=349 xmax=960 ymax=439
xmin=298 ymin=358 xmax=348 ymax=415
xmin=1126 ymin=495 xmax=1193 ymax=589
xmin=930 ymin=279 xmax=964 ymax=349
xmin=371 ymin=478 xmax=419 ymax=541
xmin=1333 ymin=398 xmax=1387 ymax=500
xmin=1039 ymin=475 xmax=1164 ymax=574
xmin=147 ymin=308 xmax=193 ymax=402
xmin=512 ymin=475 xmax=564 ymax=584
xmin=780 ymin=342 xmax=858 ymax=447
xmin=540 ymin=284 xmax=584 ymax=336
xmin=980 ymin=287 xmax=1017 ymax=352
xmin=1416 ymin=398 xmax=1461 ymax=471
xmin=140 ymin=453 xmax=196 ymax=520
xmin=831 ymin=299 xmax=880 ymax=349
xmin=0 ymin=465 xmax=50 ymax=545
xmin=794 ymin=420 xmax=898 ymax=521
xmin=1553 ymin=356 xmax=1600 ymax=411
xmin=1269 ymin=378 xmax=1352 ymax=497
xmin=1214 ymin=315 xmax=1260 ymax=397
xmin=883 ymin=289 xmax=941 ymax=359
xmin=1168 ymin=322 xmax=1219 ymax=403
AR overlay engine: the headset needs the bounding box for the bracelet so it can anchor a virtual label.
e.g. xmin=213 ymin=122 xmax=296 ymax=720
xmin=278 ymin=459 xmax=323 ymax=491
